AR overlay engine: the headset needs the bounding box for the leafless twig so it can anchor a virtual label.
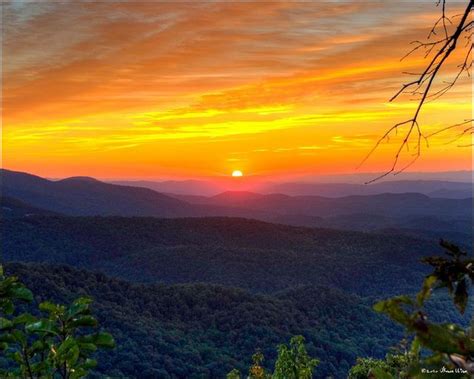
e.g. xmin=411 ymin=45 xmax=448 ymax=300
xmin=362 ymin=0 xmax=473 ymax=184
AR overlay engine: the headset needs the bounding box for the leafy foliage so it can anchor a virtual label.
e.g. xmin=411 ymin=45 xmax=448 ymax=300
xmin=272 ymin=336 xmax=319 ymax=379
xmin=365 ymin=240 xmax=474 ymax=378
xmin=348 ymin=340 xmax=419 ymax=379
xmin=228 ymin=336 xmax=319 ymax=379
xmin=0 ymin=266 xmax=114 ymax=378
xmin=422 ymin=240 xmax=474 ymax=314
xmin=348 ymin=357 xmax=393 ymax=379
xmin=0 ymin=266 xmax=33 ymax=315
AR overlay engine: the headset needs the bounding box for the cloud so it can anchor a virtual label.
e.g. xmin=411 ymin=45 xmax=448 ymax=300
xmin=2 ymin=1 xmax=425 ymax=122
xmin=2 ymin=1 xmax=471 ymax=177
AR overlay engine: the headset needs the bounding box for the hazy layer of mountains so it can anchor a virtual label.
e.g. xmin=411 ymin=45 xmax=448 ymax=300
xmin=112 ymin=177 xmax=473 ymax=198
xmin=2 ymin=169 xmax=472 ymax=245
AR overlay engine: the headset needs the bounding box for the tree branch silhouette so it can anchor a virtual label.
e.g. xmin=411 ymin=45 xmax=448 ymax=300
xmin=362 ymin=0 xmax=473 ymax=184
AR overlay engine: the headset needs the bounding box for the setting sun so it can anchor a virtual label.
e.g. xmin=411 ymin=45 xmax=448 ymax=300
xmin=232 ymin=170 xmax=243 ymax=177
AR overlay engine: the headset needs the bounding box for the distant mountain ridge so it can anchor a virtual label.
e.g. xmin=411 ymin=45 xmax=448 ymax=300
xmin=111 ymin=179 xmax=226 ymax=196
xmin=1 ymin=169 xmax=267 ymax=219
xmin=172 ymin=190 xmax=472 ymax=244
xmin=2 ymin=169 xmax=471 ymax=245
xmin=112 ymin=178 xmax=473 ymax=198
xmin=174 ymin=190 xmax=472 ymax=221
xmin=262 ymin=180 xmax=473 ymax=198
xmin=1 ymin=169 xmax=192 ymax=217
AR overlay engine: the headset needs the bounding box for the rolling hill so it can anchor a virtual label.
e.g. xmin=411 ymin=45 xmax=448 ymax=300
xmin=172 ymin=190 xmax=472 ymax=244
xmin=262 ymin=180 xmax=473 ymax=198
xmin=0 ymin=169 xmax=269 ymax=220
xmin=1 ymin=196 xmax=61 ymax=218
xmin=2 ymin=170 xmax=471 ymax=243
xmin=2 ymin=215 xmax=443 ymax=297
xmin=4 ymin=262 xmax=404 ymax=378
xmin=1 ymin=169 xmax=196 ymax=217
xmin=4 ymin=260 xmax=468 ymax=379
xmin=113 ymin=177 xmax=473 ymax=198
xmin=175 ymin=190 xmax=472 ymax=219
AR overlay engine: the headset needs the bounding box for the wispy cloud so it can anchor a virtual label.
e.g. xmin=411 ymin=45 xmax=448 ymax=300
xmin=2 ymin=1 xmax=471 ymax=178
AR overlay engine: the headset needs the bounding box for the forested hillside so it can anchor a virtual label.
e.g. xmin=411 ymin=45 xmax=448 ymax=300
xmin=0 ymin=196 xmax=60 ymax=218
xmin=4 ymin=262 xmax=402 ymax=378
xmin=1 ymin=171 xmax=470 ymax=378
xmin=2 ymin=216 xmax=441 ymax=296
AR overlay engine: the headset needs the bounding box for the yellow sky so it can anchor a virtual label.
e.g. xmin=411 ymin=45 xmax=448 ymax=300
xmin=2 ymin=1 xmax=472 ymax=179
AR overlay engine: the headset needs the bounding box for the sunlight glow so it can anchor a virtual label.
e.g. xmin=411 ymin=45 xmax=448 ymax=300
xmin=2 ymin=2 xmax=471 ymax=178
xmin=232 ymin=170 xmax=243 ymax=177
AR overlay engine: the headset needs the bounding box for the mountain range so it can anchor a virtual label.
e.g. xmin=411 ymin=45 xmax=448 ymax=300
xmin=2 ymin=169 xmax=472 ymax=245
xmin=2 ymin=168 xmax=472 ymax=378
xmin=112 ymin=177 xmax=473 ymax=198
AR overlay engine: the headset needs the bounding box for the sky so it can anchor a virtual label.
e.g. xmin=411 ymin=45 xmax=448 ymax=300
xmin=2 ymin=1 xmax=472 ymax=180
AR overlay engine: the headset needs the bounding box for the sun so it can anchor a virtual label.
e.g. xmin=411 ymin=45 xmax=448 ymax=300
xmin=231 ymin=170 xmax=243 ymax=177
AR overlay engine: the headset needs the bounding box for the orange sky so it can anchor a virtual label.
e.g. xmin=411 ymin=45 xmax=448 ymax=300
xmin=2 ymin=1 xmax=472 ymax=180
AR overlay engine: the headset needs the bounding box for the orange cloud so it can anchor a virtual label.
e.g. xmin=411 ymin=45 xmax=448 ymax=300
xmin=2 ymin=1 xmax=471 ymax=179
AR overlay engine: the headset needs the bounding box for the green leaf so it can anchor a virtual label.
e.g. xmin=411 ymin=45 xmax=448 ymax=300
xmin=227 ymin=368 xmax=241 ymax=379
xmin=409 ymin=337 xmax=421 ymax=356
xmin=0 ymin=318 xmax=13 ymax=330
xmin=93 ymin=332 xmax=115 ymax=348
xmin=11 ymin=330 xmax=27 ymax=345
xmin=373 ymin=296 xmax=415 ymax=326
xmin=373 ymin=301 xmax=386 ymax=313
xmin=0 ymin=333 xmax=16 ymax=344
xmin=70 ymin=368 xmax=88 ymax=379
xmin=1 ymin=300 xmax=14 ymax=315
xmin=77 ymin=342 xmax=97 ymax=353
xmin=417 ymin=275 xmax=437 ymax=306
xmin=25 ymin=319 xmax=59 ymax=336
xmin=371 ymin=367 xmax=395 ymax=379
xmin=416 ymin=322 xmax=472 ymax=355
xmin=66 ymin=297 xmax=93 ymax=319
xmin=82 ymin=358 xmax=97 ymax=369
xmin=30 ymin=339 xmax=48 ymax=354
xmin=10 ymin=351 xmax=23 ymax=364
xmin=39 ymin=301 xmax=60 ymax=314
xmin=70 ymin=315 xmax=97 ymax=328
xmin=10 ymin=287 xmax=33 ymax=302
xmin=72 ymin=297 xmax=93 ymax=306
xmin=13 ymin=313 xmax=36 ymax=325
xmin=56 ymin=337 xmax=80 ymax=366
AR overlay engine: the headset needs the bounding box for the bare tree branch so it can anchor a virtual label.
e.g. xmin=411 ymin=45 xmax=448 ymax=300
xmin=362 ymin=0 xmax=473 ymax=184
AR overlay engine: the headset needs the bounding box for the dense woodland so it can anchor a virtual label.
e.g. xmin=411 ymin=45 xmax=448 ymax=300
xmin=1 ymin=212 xmax=471 ymax=378
xmin=2 ymin=216 xmax=445 ymax=297
xmin=2 ymin=256 xmax=470 ymax=378
xmin=3 ymin=262 xmax=401 ymax=378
